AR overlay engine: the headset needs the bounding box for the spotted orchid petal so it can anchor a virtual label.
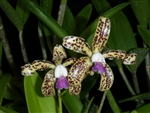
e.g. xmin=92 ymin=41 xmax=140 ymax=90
xmin=69 ymin=84 xmax=81 ymax=95
xmin=21 ymin=60 xmax=55 ymax=76
xmin=52 ymin=44 xmax=67 ymax=65
xmin=62 ymin=58 xmax=77 ymax=67
xmin=99 ymin=63 xmax=114 ymax=91
xmin=63 ymin=36 xmax=92 ymax=57
xmin=102 ymin=50 xmax=137 ymax=65
xmin=21 ymin=64 xmax=36 ymax=75
xmin=92 ymin=16 xmax=111 ymax=53
xmin=68 ymin=57 xmax=92 ymax=86
xmin=41 ymin=70 xmax=56 ymax=96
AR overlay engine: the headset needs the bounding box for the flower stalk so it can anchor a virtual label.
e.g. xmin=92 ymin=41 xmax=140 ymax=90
xmin=58 ymin=90 xmax=63 ymax=113
xmin=38 ymin=25 xmax=47 ymax=60
xmin=0 ymin=17 xmax=22 ymax=86
xmin=97 ymin=91 xmax=108 ymax=113
xmin=118 ymin=64 xmax=136 ymax=96
xmin=19 ymin=31 xmax=29 ymax=63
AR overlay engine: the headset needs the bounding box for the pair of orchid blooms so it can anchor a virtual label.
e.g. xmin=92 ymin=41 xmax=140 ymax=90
xmin=21 ymin=16 xmax=137 ymax=97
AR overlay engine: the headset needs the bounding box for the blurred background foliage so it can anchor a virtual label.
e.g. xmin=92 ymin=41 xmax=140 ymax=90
xmin=0 ymin=0 xmax=150 ymax=113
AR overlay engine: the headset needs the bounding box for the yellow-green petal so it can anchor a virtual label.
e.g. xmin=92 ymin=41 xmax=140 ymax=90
xmin=102 ymin=50 xmax=137 ymax=65
xmin=69 ymin=84 xmax=81 ymax=95
xmin=41 ymin=70 xmax=56 ymax=96
xmin=52 ymin=44 xmax=67 ymax=65
xmin=21 ymin=60 xmax=55 ymax=76
xmin=123 ymin=53 xmax=137 ymax=65
xmin=103 ymin=50 xmax=126 ymax=60
xmin=68 ymin=57 xmax=92 ymax=85
xmin=99 ymin=63 xmax=114 ymax=91
xmin=63 ymin=36 xmax=92 ymax=57
xmin=62 ymin=58 xmax=77 ymax=67
xmin=92 ymin=16 xmax=111 ymax=53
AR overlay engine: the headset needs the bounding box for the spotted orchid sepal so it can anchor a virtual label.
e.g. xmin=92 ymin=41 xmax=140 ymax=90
xmin=102 ymin=50 xmax=137 ymax=65
xmin=67 ymin=57 xmax=92 ymax=95
xmin=63 ymin=16 xmax=137 ymax=92
xmin=21 ymin=60 xmax=55 ymax=76
xmin=21 ymin=44 xmax=77 ymax=97
xmin=41 ymin=70 xmax=56 ymax=96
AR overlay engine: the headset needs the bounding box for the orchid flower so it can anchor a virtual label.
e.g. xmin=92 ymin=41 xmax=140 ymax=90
xmin=21 ymin=44 xmax=76 ymax=96
xmin=62 ymin=16 xmax=137 ymax=95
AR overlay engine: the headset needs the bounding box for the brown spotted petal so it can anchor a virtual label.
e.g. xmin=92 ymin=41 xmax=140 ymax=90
xmin=21 ymin=60 xmax=55 ymax=76
xmin=62 ymin=58 xmax=77 ymax=67
xmin=123 ymin=53 xmax=137 ymax=65
xmin=41 ymin=70 xmax=56 ymax=96
xmin=31 ymin=60 xmax=55 ymax=71
xmin=63 ymin=36 xmax=92 ymax=57
xmin=52 ymin=44 xmax=67 ymax=65
xmin=21 ymin=63 xmax=36 ymax=76
xmin=102 ymin=50 xmax=126 ymax=60
xmin=99 ymin=63 xmax=114 ymax=91
xmin=69 ymin=84 xmax=81 ymax=95
xmin=92 ymin=16 xmax=111 ymax=53
xmin=102 ymin=50 xmax=137 ymax=65
xmin=68 ymin=57 xmax=92 ymax=86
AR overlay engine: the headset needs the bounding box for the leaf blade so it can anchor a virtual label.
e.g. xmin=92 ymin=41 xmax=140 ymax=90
xmin=20 ymin=0 xmax=67 ymax=39
xmin=24 ymin=72 xmax=57 ymax=113
xmin=0 ymin=73 xmax=11 ymax=105
xmin=138 ymin=25 xmax=150 ymax=47
xmin=75 ymin=4 xmax=92 ymax=34
xmin=80 ymin=2 xmax=130 ymax=38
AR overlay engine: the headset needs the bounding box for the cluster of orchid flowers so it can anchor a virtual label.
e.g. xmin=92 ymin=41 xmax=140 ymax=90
xmin=21 ymin=16 xmax=137 ymax=96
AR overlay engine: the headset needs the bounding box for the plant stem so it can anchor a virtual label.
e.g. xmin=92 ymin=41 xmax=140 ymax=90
xmin=132 ymin=71 xmax=140 ymax=94
xmin=97 ymin=91 xmax=107 ymax=113
xmin=58 ymin=90 xmax=63 ymax=113
xmin=0 ymin=17 xmax=22 ymax=86
xmin=118 ymin=64 xmax=136 ymax=96
xmin=53 ymin=0 xmax=67 ymax=45
xmin=38 ymin=26 xmax=47 ymax=60
xmin=144 ymin=43 xmax=150 ymax=91
xmin=19 ymin=31 xmax=29 ymax=63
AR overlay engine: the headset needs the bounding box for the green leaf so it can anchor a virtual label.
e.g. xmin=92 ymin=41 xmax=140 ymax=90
xmin=16 ymin=0 xmax=30 ymax=25
xmin=0 ymin=0 xmax=24 ymax=31
xmin=118 ymin=92 xmax=150 ymax=103
xmin=83 ymin=97 xmax=94 ymax=113
xmin=129 ymin=0 xmax=150 ymax=27
xmin=136 ymin=103 xmax=150 ymax=113
xmin=0 ymin=73 xmax=11 ymax=105
xmin=0 ymin=106 xmax=18 ymax=113
xmin=40 ymin=0 xmax=53 ymax=14
xmin=20 ymin=0 xmax=67 ymax=39
xmin=86 ymin=33 xmax=94 ymax=47
xmin=122 ymin=111 xmax=132 ymax=113
xmin=3 ymin=88 xmax=17 ymax=100
xmin=80 ymin=74 xmax=99 ymax=100
xmin=75 ymin=4 xmax=92 ymax=34
xmin=131 ymin=110 xmax=138 ymax=113
xmin=127 ymin=48 xmax=150 ymax=73
xmin=62 ymin=91 xmax=83 ymax=113
xmin=39 ymin=0 xmax=53 ymax=53
xmin=138 ymin=25 xmax=150 ymax=47
xmin=24 ymin=72 xmax=57 ymax=113
xmin=107 ymin=90 xmax=121 ymax=113
xmin=63 ymin=6 xmax=78 ymax=35
xmin=92 ymin=0 xmax=111 ymax=14
xmin=80 ymin=2 xmax=130 ymax=38
xmin=108 ymin=11 xmax=137 ymax=51
xmin=3 ymin=78 xmax=24 ymax=101
xmin=0 ymin=42 xmax=2 ymax=68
